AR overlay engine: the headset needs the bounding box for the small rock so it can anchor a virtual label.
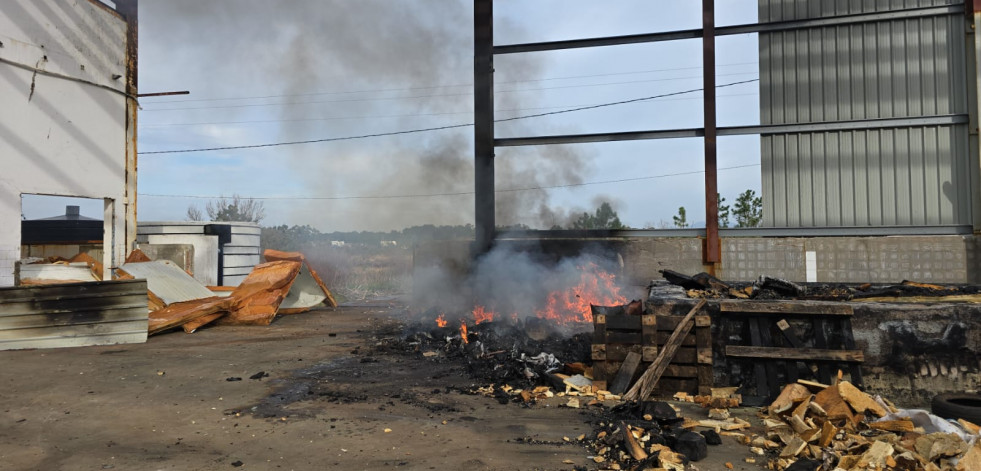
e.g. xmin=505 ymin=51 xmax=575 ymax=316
xmin=700 ymin=429 xmax=722 ymax=445
xmin=675 ymin=431 xmax=708 ymax=462
xmin=225 ymin=377 xmax=242 ymax=382
xmin=231 ymin=460 xmax=243 ymax=467
xmin=249 ymin=371 xmax=269 ymax=380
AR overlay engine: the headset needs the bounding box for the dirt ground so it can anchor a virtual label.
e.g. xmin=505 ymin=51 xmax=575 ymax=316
xmin=0 ymin=304 xmax=769 ymax=471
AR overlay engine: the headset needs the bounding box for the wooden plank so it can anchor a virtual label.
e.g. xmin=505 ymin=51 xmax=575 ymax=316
xmin=605 ymin=332 xmax=643 ymax=344
xmin=841 ymin=318 xmax=864 ymax=388
xmin=719 ymin=300 xmax=853 ymax=316
xmin=695 ymin=325 xmax=712 ymax=365
xmin=725 ymin=346 xmax=865 ymax=362
xmin=591 ymin=344 xmax=606 ymax=361
xmin=592 ymin=321 xmax=607 ymax=344
xmin=624 ymin=299 xmax=707 ymax=401
xmin=655 ymin=315 xmax=712 ymax=330
xmin=593 ymin=314 xmax=606 ymax=325
xmin=667 ymin=346 xmax=698 ymax=364
xmin=756 ymin=317 xmax=780 ymax=399
xmin=777 ymin=318 xmax=805 ymax=383
xmin=604 ymin=315 xmax=643 ymax=330
xmin=698 ymin=364 xmax=714 ymax=391
xmin=642 ymin=315 xmax=657 ymax=346
xmin=656 ymin=331 xmax=697 ymax=346
xmin=748 ymin=317 xmax=770 ymax=399
xmin=642 ymin=346 xmax=658 ymax=362
xmin=660 ymin=364 xmax=699 ymax=378
xmin=601 ymin=344 xmax=643 ymax=362
xmin=812 ymin=318 xmax=833 ymax=383
xmin=609 ymin=352 xmax=643 ymax=395
xmin=654 ymin=377 xmax=699 ymax=395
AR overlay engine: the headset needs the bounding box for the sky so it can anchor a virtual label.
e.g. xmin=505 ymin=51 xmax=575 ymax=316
xmin=24 ymin=1 xmax=763 ymax=231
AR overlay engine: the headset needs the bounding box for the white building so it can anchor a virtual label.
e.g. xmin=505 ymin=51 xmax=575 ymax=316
xmin=0 ymin=0 xmax=138 ymax=286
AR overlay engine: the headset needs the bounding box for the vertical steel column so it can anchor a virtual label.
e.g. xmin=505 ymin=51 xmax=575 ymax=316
xmin=702 ymin=0 xmax=721 ymax=266
xmin=117 ymin=0 xmax=139 ymax=257
xmin=971 ymin=1 xmax=981 ymax=233
xmin=474 ymin=0 xmax=496 ymax=255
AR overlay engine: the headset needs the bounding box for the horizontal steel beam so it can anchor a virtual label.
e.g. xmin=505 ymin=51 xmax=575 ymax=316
xmin=495 ymin=128 xmax=701 ymax=147
xmin=720 ymin=115 xmax=970 ymax=136
xmin=495 ymin=115 xmax=969 ymax=147
xmin=494 ymin=4 xmax=963 ymax=54
xmin=497 ymin=225 xmax=973 ymax=239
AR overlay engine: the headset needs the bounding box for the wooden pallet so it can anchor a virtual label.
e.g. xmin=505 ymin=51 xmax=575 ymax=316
xmin=592 ymin=310 xmax=713 ymax=396
xmin=719 ymin=300 xmax=863 ymax=401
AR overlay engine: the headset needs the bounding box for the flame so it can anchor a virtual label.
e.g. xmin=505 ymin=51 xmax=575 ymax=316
xmin=459 ymin=320 xmax=469 ymax=344
xmin=535 ymin=262 xmax=627 ymax=323
xmin=435 ymin=314 xmax=447 ymax=328
xmin=472 ymin=305 xmax=494 ymax=324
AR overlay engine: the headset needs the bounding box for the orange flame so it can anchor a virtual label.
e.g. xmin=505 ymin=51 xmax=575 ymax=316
xmin=535 ymin=262 xmax=627 ymax=324
xmin=459 ymin=321 xmax=469 ymax=344
xmin=472 ymin=305 xmax=494 ymax=324
xmin=435 ymin=314 xmax=447 ymax=328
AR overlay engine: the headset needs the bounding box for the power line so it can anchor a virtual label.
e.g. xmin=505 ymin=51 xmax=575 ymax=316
xmin=141 ymin=61 xmax=759 ymax=104
xmin=139 ymin=92 xmax=760 ymax=128
xmin=138 ymin=78 xmax=759 ymax=155
xmin=140 ymin=72 xmax=758 ymax=112
xmin=139 ymin=164 xmax=761 ymax=201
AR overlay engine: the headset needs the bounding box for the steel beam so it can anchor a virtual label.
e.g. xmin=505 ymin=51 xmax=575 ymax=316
xmin=474 ymin=0 xmax=495 ymax=255
xmin=702 ymin=0 xmax=720 ymax=265
xmin=116 ymin=0 xmax=139 ymax=266
xmin=492 ymin=115 xmax=968 ymax=147
xmin=495 ymin=128 xmax=702 ymax=147
xmin=493 ymin=5 xmax=962 ymax=54
xmin=971 ymin=3 xmax=981 ymax=232
xmin=497 ymin=225 xmax=973 ymax=239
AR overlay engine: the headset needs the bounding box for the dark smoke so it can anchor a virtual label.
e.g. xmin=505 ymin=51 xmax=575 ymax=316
xmin=140 ymin=0 xmax=619 ymax=230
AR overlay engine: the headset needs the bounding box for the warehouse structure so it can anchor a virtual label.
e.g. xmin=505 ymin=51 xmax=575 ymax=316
xmin=468 ymin=0 xmax=981 ymax=283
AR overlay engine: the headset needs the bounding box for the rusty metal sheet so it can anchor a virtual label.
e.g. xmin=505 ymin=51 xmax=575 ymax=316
xmin=217 ymin=260 xmax=302 ymax=326
xmin=148 ymin=296 xmax=232 ymax=335
xmin=264 ymin=249 xmax=338 ymax=310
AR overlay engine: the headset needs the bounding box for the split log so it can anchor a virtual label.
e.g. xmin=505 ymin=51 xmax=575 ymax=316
xmin=620 ymin=421 xmax=648 ymax=460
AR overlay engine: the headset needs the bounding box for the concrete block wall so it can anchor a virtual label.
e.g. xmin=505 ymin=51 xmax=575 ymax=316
xmin=414 ymin=235 xmax=981 ymax=287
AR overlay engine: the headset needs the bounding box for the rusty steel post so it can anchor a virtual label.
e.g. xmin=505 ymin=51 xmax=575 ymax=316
xmin=116 ymin=0 xmax=139 ymax=259
xmin=474 ymin=0 xmax=495 ymax=255
xmin=702 ymin=0 xmax=721 ymax=267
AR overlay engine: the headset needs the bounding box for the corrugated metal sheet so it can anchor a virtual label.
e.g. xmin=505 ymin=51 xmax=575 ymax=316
xmin=758 ymin=0 xmax=972 ymax=227
xmin=0 ymin=279 xmax=148 ymax=350
xmin=119 ymin=260 xmax=214 ymax=305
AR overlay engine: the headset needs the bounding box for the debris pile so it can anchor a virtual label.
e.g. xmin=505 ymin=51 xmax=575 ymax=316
xmin=753 ymin=378 xmax=981 ymax=470
xmin=144 ymin=249 xmax=338 ymax=334
xmin=661 ymin=270 xmax=981 ymax=302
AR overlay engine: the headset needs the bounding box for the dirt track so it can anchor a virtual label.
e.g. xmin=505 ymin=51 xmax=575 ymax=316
xmin=0 ymin=304 xmax=765 ymax=470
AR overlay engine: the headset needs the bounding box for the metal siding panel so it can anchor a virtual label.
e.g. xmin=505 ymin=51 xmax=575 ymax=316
xmin=758 ymin=0 xmax=970 ymax=227
xmin=0 ymin=280 xmax=147 ymax=350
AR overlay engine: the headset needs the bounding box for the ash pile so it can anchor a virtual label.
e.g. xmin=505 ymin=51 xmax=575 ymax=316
xmin=397 ymin=313 xmax=593 ymax=390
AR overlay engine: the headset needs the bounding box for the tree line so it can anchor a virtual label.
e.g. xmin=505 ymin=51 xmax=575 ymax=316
xmin=186 ymin=192 xmax=762 ymax=250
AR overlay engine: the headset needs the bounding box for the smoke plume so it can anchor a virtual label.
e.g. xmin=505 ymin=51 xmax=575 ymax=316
xmin=140 ymin=0 xmax=605 ymax=231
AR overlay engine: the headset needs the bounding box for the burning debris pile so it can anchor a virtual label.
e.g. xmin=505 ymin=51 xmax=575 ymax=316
xmin=661 ymin=270 xmax=981 ymax=302
xmin=400 ymin=314 xmax=593 ymax=391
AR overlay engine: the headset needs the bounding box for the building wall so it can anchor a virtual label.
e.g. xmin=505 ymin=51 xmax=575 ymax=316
xmin=758 ymin=0 xmax=973 ymax=227
xmin=0 ymin=0 xmax=132 ymax=286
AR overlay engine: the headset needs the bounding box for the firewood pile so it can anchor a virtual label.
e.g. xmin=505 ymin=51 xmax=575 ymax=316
xmin=750 ymin=378 xmax=981 ymax=471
